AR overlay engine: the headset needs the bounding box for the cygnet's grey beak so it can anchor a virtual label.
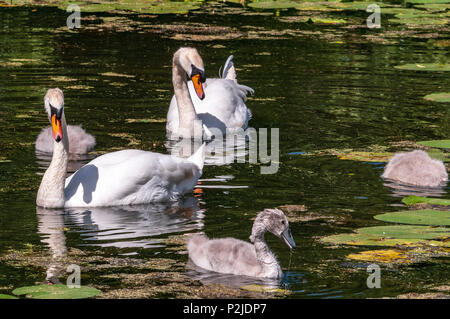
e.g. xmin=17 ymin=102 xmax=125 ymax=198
xmin=280 ymin=228 xmax=296 ymax=250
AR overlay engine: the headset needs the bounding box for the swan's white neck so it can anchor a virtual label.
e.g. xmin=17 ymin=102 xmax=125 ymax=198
xmin=252 ymin=226 xmax=282 ymax=278
xmin=36 ymin=115 xmax=69 ymax=208
xmin=172 ymin=55 xmax=201 ymax=137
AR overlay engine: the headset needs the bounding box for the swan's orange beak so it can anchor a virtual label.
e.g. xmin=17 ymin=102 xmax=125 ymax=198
xmin=191 ymin=74 xmax=205 ymax=100
xmin=51 ymin=114 xmax=63 ymax=142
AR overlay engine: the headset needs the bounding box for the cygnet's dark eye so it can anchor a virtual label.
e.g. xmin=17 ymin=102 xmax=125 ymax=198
xmin=281 ymin=220 xmax=286 ymax=225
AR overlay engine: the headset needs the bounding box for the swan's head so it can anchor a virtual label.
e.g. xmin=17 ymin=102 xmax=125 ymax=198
xmin=251 ymin=208 xmax=296 ymax=250
xmin=174 ymin=47 xmax=206 ymax=100
xmin=44 ymin=88 xmax=64 ymax=143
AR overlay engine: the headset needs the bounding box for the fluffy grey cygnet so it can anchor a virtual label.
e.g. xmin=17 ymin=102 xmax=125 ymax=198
xmin=382 ymin=150 xmax=448 ymax=187
xmin=35 ymin=91 xmax=95 ymax=155
xmin=187 ymin=208 xmax=296 ymax=278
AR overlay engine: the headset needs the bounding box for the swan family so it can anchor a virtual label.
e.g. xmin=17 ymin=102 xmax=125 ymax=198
xmin=34 ymin=47 xmax=448 ymax=280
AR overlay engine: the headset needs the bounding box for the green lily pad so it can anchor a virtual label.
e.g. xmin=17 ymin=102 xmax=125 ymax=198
xmin=394 ymin=63 xmax=450 ymax=71
xmin=13 ymin=284 xmax=100 ymax=299
xmin=248 ymin=0 xmax=299 ymax=10
xmin=0 ymin=294 xmax=18 ymax=299
xmin=426 ymin=148 xmax=450 ymax=163
xmin=374 ymin=210 xmax=450 ymax=226
xmin=424 ymin=92 xmax=450 ymax=103
xmin=417 ymin=140 xmax=450 ymax=149
xmin=240 ymin=284 xmax=287 ymax=293
xmin=358 ymin=225 xmax=449 ymax=240
xmin=406 ymin=0 xmax=450 ymax=4
xmin=415 ymin=3 xmax=450 ymax=11
xmin=320 ymin=232 xmax=448 ymax=247
xmin=402 ymin=196 xmax=450 ymax=206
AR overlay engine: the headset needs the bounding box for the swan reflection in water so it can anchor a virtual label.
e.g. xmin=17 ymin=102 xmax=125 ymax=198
xmin=185 ymin=261 xmax=305 ymax=291
xmin=383 ymin=179 xmax=448 ymax=199
xmin=35 ymin=150 xmax=95 ymax=176
xmin=36 ymin=197 xmax=204 ymax=282
xmin=165 ymin=128 xmax=250 ymax=166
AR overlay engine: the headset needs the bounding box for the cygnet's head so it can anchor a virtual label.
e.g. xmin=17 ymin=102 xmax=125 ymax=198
xmin=250 ymin=208 xmax=296 ymax=250
xmin=44 ymin=88 xmax=64 ymax=143
xmin=173 ymin=47 xmax=206 ymax=100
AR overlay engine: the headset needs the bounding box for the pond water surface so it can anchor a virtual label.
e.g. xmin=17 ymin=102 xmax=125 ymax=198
xmin=0 ymin=4 xmax=449 ymax=299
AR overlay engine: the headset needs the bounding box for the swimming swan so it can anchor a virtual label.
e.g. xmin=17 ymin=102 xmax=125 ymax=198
xmin=36 ymin=125 xmax=95 ymax=155
xmin=36 ymin=88 xmax=205 ymax=208
xmin=382 ymin=150 xmax=448 ymax=187
xmin=166 ymin=48 xmax=254 ymax=139
xmin=187 ymin=208 xmax=295 ymax=278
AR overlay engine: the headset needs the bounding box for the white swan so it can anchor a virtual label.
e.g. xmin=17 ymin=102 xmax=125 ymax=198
xmin=36 ymin=88 xmax=205 ymax=208
xmin=166 ymin=48 xmax=254 ymax=139
xmin=35 ymin=125 xmax=95 ymax=155
xmin=187 ymin=208 xmax=295 ymax=278
xmin=382 ymin=150 xmax=448 ymax=187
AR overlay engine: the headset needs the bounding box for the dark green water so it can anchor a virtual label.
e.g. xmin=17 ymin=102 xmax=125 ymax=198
xmin=0 ymin=5 xmax=449 ymax=298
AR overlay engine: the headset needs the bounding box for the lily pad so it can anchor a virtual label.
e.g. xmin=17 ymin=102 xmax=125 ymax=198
xmin=358 ymin=225 xmax=449 ymax=240
xmin=336 ymin=151 xmax=392 ymax=162
xmin=248 ymin=0 xmax=299 ymax=10
xmin=240 ymin=284 xmax=287 ymax=293
xmin=347 ymin=249 xmax=413 ymax=264
xmin=424 ymin=93 xmax=450 ymax=103
xmin=374 ymin=210 xmax=450 ymax=226
xmin=406 ymin=0 xmax=450 ymax=4
xmin=402 ymin=196 xmax=450 ymax=207
xmin=394 ymin=63 xmax=450 ymax=71
xmin=0 ymin=294 xmax=18 ymax=299
xmin=320 ymin=232 xmax=440 ymax=247
xmin=426 ymin=148 xmax=450 ymax=163
xmin=12 ymin=284 xmax=100 ymax=299
xmin=417 ymin=140 xmax=450 ymax=149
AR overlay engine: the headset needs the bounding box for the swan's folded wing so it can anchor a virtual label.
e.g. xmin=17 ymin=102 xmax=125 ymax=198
xmin=64 ymin=150 xmax=202 ymax=207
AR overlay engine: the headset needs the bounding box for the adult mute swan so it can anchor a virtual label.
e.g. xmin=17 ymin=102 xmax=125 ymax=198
xmin=187 ymin=208 xmax=295 ymax=278
xmin=382 ymin=150 xmax=448 ymax=187
xmin=36 ymin=88 xmax=205 ymax=209
xmin=166 ymin=48 xmax=254 ymax=140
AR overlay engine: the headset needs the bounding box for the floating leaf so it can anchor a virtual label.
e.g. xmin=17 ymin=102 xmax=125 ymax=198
xmin=100 ymin=72 xmax=135 ymax=78
xmin=406 ymin=0 xmax=450 ymax=4
xmin=358 ymin=225 xmax=449 ymax=240
xmin=240 ymin=284 xmax=287 ymax=293
xmin=125 ymin=118 xmax=166 ymax=123
xmin=12 ymin=284 xmax=100 ymax=299
xmin=426 ymin=148 xmax=450 ymax=163
xmin=374 ymin=210 xmax=450 ymax=226
xmin=321 ymin=232 xmax=433 ymax=247
xmin=0 ymin=294 xmax=18 ymax=299
xmin=248 ymin=0 xmax=298 ymax=9
xmin=336 ymin=151 xmax=392 ymax=162
xmin=424 ymin=92 xmax=450 ymax=103
xmin=402 ymin=196 xmax=450 ymax=207
xmin=394 ymin=63 xmax=450 ymax=71
xmin=347 ymin=249 xmax=413 ymax=264
xmin=417 ymin=140 xmax=450 ymax=149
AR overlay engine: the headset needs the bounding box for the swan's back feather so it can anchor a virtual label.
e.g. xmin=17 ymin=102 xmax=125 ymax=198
xmin=187 ymin=234 xmax=264 ymax=277
xmin=63 ymin=150 xmax=202 ymax=207
xmin=222 ymin=55 xmax=236 ymax=81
